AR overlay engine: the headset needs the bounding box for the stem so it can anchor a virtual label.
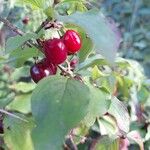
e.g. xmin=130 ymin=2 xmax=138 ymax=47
xmin=0 ymin=16 xmax=43 ymax=51
xmin=28 ymin=39 xmax=44 ymax=52
xmin=72 ymin=134 xmax=87 ymax=144
xmin=65 ymin=136 xmax=78 ymax=150
xmin=113 ymin=81 xmax=118 ymax=96
xmin=66 ymin=59 xmax=71 ymax=72
xmin=0 ymin=109 xmax=28 ymax=122
xmin=57 ymin=30 xmax=62 ymax=37
xmin=58 ymin=65 xmax=74 ymax=77
xmin=35 ymin=19 xmax=49 ymax=34
xmin=58 ymin=65 xmax=67 ymax=72
xmin=70 ymin=55 xmax=75 ymax=61
xmin=58 ymin=65 xmax=68 ymax=75
xmin=88 ymin=134 xmax=101 ymax=150
xmin=0 ymin=17 xmax=24 ymax=36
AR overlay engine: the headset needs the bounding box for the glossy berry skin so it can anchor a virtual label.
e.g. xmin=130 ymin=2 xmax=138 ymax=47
xmin=22 ymin=16 xmax=30 ymax=25
xmin=30 ymin=59 xmax=57 ymax=83
xmin=43 ymin=38 xmax=67 ymax=64
xmin=63 ymin=30 xmax=81 ymax=54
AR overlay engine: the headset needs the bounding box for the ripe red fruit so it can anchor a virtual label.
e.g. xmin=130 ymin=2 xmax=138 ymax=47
xmin=70 ymin=58 xmax=78 ymax=70
xmin=30 ymin=58 xmax=57 ymax=83
xmin=22 ymin=16 xmax=30 ymax=25
xmin=43 ymin=38 xmax=67 ymax=64
xmin=63 ymin=30 xmax=81 ymax=54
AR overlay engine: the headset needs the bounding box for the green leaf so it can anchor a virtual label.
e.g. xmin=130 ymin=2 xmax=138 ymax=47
xmin=83 ymin=84 xmax=110 ymax=127
xmin=7 ymin=94 xmax=31 ymax=114
xmin=4 ymin=115 xmax=34 ymax=150
xmin=95 ymin=139 xmax=119 ymax=150
xmin=57 ymin=9 xmax=121 ymax=62
xmin=56 ymin=1 xmax=87 ymax=15
xmin=9 ymin=82 xmax=36 ymax=93
xmin=0 ymin=55 xmax=7 ymax=62
xmin=31 ymin=76 xmax=90 ymax=150
xmin=44 ymin=6 xmax=55 ymax=18
xmin=96 ymin=74 xmax=116 ymax=94
xmin=98 ymin=115 xmax=118 ymax=136
xmin=78 ymin=34 xmax=93 ymax=62
xmin=108 ymin=97 xmax=130 ymax=133
xmin=72 ymin=123 xmax=89 ymax=145
xmin=92 ymin=66 xmax=107 ymax=80
xmin=23 ymin=0 xmax=53 ymax=9
xmin=137 ymin=85 xmax=149 ymax=104
xmin=11 ymin=66 xmax=30 ymax=81
xmin=116 ymin=75 xmax=133 ymax=98
xmin=6 ymin=33 xmax=38 ymax=53
xmin=9 ymin=47 xmax=39 ymax=68
xmin=115 ymin=57 xmax=130 ymax=69
xmin=76 ymin=55 xmax=106 ymax=72
xmin=0 ymin=93 xmax=15 ymax=108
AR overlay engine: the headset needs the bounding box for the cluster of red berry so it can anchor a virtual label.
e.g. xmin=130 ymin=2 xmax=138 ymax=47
xmin=30 ymin=30 xmax=81 ymax=83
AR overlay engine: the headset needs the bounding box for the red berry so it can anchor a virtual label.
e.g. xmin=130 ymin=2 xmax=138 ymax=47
xmin=63 ymin=30 xmax=81 ymax=54
xmin=22 ymin=16 xmax=30 ymax=25
xmin=30 ymin=58 xmax=57 ymax=83
xmin=70 ymin=58 xmax=78 ymax=70
xmin=43 ymin=38 xmax=67 ymax=64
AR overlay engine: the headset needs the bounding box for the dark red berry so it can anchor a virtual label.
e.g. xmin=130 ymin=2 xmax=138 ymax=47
xmin=43 ymin=38 xmax=67 ymax=64
xmin=22 ymin=16 xmax=30 ymax=25
xmin=30 ymin=58 xmax=57 ymax=83
xmin=63 ymin=30 xmax=81 ymax=54
xmin=70 ymin=58 xmax=78 ymax=70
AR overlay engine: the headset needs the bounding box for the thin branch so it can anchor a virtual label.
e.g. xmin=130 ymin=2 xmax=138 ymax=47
xmin=58 ymin=64 xmax=67 ymax=72
xmin=0 ymin=109 xmax=28 ymax=122
xmin=0 ymin=17 xmax=61 ymax=53
xmin=35 ymin=19 xmax=49 ymax=34
xmin=0 ymin=17 xmax=73 ymax=76
xmin=0 ymin=16 xmax=43 ymax=51
xmin=58 ymin=65 xmax=74 ymax=77
xmin=28 ymin=39 xmax=44 ymax=52
xmin=66 ymin=59 xmax=71 ymax=72
xmin=65 ymin=137 xmax=78 ymax=150
xmin=0 ymin=16 xmax=24 ymax=36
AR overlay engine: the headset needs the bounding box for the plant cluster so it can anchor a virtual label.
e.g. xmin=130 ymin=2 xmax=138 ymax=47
xmin=30 ymin=29 xmax=81 ymax=83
